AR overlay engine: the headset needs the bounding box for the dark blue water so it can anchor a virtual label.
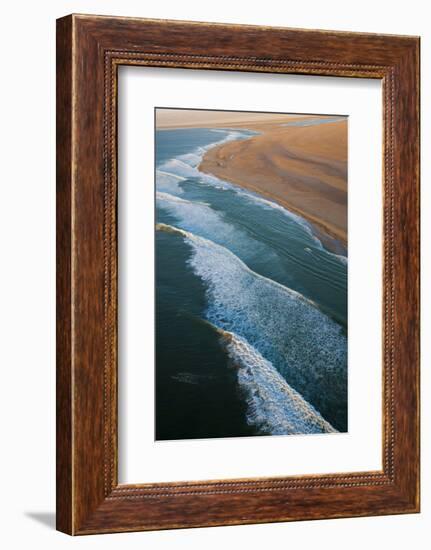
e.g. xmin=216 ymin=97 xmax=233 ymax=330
xmin=155 ymin=127 xmax=348 ymax=440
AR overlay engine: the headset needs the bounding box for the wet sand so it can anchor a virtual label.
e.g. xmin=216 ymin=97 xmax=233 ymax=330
xmin=157 ymin=110 xmax=348 ymax=250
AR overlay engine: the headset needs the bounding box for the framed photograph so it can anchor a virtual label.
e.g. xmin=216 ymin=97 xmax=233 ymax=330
xmin=56 ymin=14 xmax=420 ymax=535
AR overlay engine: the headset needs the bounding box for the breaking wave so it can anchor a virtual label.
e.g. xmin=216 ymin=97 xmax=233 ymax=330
xmin=155 ymin=170 xmax=185 ymax=195
xmin=156 ymin=223 xmax=347 ymax=429
xmin=156 ymin=191 xmax=278 ymax=268
xmin=155 ymin=128 xmax=347 ymax=263
xmin=218 ymin=328 xmax=336 ymax=435
xmin=156 ymin=191 xmax=239 ymax=243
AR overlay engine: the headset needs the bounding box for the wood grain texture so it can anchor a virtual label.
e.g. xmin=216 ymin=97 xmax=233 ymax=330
xmin=56 ymin=14 xmax=420 ymax=535
xmin=56 ymin=15 xmax=73 ymax=535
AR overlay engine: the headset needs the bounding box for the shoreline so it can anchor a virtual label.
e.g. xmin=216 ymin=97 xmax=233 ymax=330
xmin=156 ymin=113 xmax=348 ymax=256
xmin=196 ymin=121 xmax=347 ymax=255
xmin=199 ymin=161 xmax=347 ymax=255
xmin=156 ymin=110 xmax=319 ymax=130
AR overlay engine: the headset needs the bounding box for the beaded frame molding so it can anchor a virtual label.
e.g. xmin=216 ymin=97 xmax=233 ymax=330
xmin=56 ymin=14 xmax=420 ymax=535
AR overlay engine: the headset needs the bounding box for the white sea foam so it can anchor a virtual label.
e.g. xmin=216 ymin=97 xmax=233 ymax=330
xmin=158 ymin=158 xmax=200 ymax=180
xmin=156 ymin=191 xmax=198 ymax=204
xmin=156 ymin=223 xmax=315 ymax=307
xmin=155 ymin=170 xmax=186 ymax=195
xmin=156 ymin=128 xmax=347 ymax=263
xmin=218 ymin=330 xmax=336 ymax=435
xmin=229 ymin=190 xmax=348 ymax=265
xmin=157 ymin=130 xmax=251 ymax=176
xmin=309 ymin=233 xmax=348 ymax=265
xmin=156 ymin=222 xmax=347 ymax=429
xmin=155 ymin=127 xmax=347 ymax=430
xmin=177 ymin=152 xmax=202 ymax=167
xmin=331 ymin=252 xmax=348 ymax=266
xmin=156 ymin=192 xmax=238 ymax=242
xmin=156 ymin=191 xmax=281 ymax=269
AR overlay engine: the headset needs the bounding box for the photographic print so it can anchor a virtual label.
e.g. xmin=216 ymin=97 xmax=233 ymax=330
xmin=155 ymin=108 xmax=347 ymax=441
xmin=56 ymin=16 xmax=420 ymax=532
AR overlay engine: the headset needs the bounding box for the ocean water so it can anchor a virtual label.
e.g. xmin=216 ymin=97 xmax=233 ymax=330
xmin=155 ymin=126 xmax=347 ymax=440
xmin=280 ymin=116 xmax=345 ymax=127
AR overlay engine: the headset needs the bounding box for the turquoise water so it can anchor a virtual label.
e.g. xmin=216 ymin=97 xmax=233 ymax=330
xmin=155 ymin=127 xmax=347 ymax=440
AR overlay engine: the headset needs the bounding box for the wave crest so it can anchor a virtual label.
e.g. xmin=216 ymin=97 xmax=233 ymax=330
xmin=219 ymin=328 xmax=336 ymax=434
xmin=157 ymin=223 xmax=347 ymax=430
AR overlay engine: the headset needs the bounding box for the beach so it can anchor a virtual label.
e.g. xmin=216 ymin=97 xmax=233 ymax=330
xmin=156 ymin=109 xmax=347 ymax=252
xmin=155 ymin=120 xmax=348 ymax=439
xmin=155 ymin=108 xmax=311 ymax=129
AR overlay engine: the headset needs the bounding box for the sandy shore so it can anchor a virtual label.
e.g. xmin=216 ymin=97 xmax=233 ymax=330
xmin=157 ymin=110 xmax=348 ymax=251
xmin=156 ymin=108 xmax=313 ymax=129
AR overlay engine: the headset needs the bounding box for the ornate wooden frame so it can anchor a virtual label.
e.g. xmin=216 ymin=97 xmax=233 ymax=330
xmin=56 ymin=14 xmax=420 ymax=535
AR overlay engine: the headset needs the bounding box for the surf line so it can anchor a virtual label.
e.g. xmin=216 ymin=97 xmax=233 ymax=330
xmin=156 ymin=127 xmax=347 ymax=262
xmin=199 ymin=128 xmax=346 ymax=260
xmin=177 ymin=310 xmax=337 ymax=435
xmin=156 ymin=222 xmax=319 ymax=309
